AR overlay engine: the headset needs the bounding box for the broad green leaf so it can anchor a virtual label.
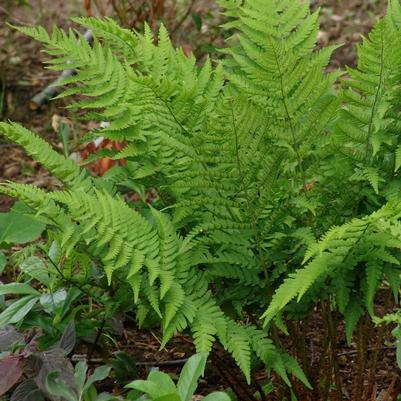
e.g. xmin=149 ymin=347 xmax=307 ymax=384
xmin=0 ymin=283 xmax=39 ymax=296
xmin=125 ymin=380 xmax=160 ymax=398
xmin=125 ymin=389 xmax=143 ymax=401
xmin=48 ymin=240 xmax=60 ymax=263
xmin=40 ymin=289 xmax=67 ymax=314
xmin=58 ymin=321 xmax=76 ymax=355
xmin=0 ymin=202 xmax=45 ymax=244
xmin=74 ymin=361 xmax=88 ymax=396
xmin=202 ymin=392 xmax=232 ymax=401
xmin=84 ymin=385 xmax=97 ymax=401
xmin=58 ymin=288 xmax=82 ymax=320
xmin=177 ymin=353 xmax=208 ymax=401
xmin=45 ymin=372 xmax=77 ymax=401
xmin=154 ymin=394 xmax=181 ymax=401
xmin=20 ymin=257 xmax=51 ymax=287
xmin=83 ymin=365 xmax=112 ymax=393
xmin=0 ymin=295 xmax=39 ymax=325
xmin=148 ymin=371 xmax=177 ymax=396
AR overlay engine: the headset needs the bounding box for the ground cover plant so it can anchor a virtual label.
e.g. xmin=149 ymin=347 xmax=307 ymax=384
xmin=3 ymin=0 xmax=401 ymax=400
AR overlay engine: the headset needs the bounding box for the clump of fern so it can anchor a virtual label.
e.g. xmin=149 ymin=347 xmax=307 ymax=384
xmin=4 ymin=0 xmax=401 ymax=396
xmin=264 ymin=0 xmax=401 ymax=327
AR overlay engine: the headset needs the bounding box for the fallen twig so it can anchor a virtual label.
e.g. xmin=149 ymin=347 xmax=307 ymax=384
xmin=382 ymin=375 xmax=397 ymax=401
xmin=337 ymin=345 xmax=396 ymax=357
xmin=170 ymin=0 xmax=197 ymax=35
xmin=71 ymin=353 xmax=189 ymax=366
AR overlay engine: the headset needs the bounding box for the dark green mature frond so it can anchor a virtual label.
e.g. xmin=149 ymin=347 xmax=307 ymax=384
xmin=263 ymin=202 xmax=401 ymax=329
xmin=332 ymin=2 xmax=401 ymax=194
xmin=226 ymin=320 xmax=251 ymax=383
xmin=263 ymin=1 xmax=401 ymax=341
xmin=218 ymin=0 xmax=341 ymax=175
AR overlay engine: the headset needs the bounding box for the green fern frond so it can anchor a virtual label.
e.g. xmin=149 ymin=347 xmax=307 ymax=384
xmin=262 ymin=253 xmax=334 ymax=324
xmin=344 ymin=299 xmax=364 ymax=345
xmin=0 ymin=122 xmax=93 ymax=191
xmin=72 ymin=16 xmax=138 ymax=62
xmin=365 ymin=261 xmax=383 ymax=316
xmin=226 ymin=320 xmax=251 ymax=384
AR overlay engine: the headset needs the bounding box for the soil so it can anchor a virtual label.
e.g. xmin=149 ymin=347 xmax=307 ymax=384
xmin=0 ymin=1 xmax=400 ymax=400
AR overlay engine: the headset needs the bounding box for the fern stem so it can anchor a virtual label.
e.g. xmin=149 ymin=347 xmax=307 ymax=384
xmin=211 ymin=350 xmax=259 ymax=401
xmin=230 ymin=99 xmax=243 ymax=183
xmin=315 ymin=321 xmax=331 ymax=399
xmin=287 ymin=320 xmax=310 ymax=381
xmin=364 ymin=288 xmax=392 ymax=400
xmin=353 ymin=315 xmax=369 ymax=401
xmin=365 ymin=26 xmax=385 ymax=163
xmin=44 ymin=250 xmax=90 ymax=296
xmin=325 ymin=301 xmax=342 ymax=400
xmin=269 ymin=38 xmax=308 ymax=194
xmin=229 ymin=97 xmax=271 ymax=287
xmin=88 ymin=314 xmax=106 ymax=360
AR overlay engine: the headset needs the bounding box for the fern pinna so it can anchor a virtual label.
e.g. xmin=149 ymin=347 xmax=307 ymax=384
xmin=4 ymin=0 xmax=401 ymax=391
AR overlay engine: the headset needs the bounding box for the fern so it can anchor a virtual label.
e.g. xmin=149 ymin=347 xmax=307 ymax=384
xmin=264 ymin=202 xmax=401 ymax=338
xmin=5 ymin=0 xmax=401 ymax=391
xmin=263 ymin=0 xmax=401 ymax=343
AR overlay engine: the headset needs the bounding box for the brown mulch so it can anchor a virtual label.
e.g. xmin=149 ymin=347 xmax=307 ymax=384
xmin=314 ymin=0 xmax=388 ymax=69
xmin=79 ymin=301 xmax=399 ymax=400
